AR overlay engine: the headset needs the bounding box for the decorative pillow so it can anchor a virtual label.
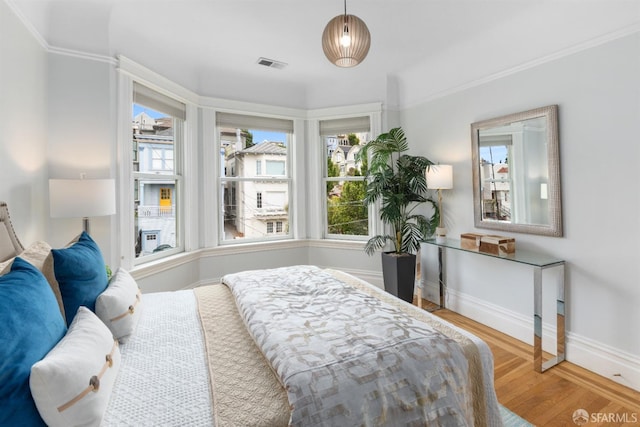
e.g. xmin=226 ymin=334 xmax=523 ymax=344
xmin=0 ymin=241 xmax=66 ymax=321
xmin=95 ymin=268 xmax=143 ymax=343
xmin=0 ymin=221 xmax=16 ymax=262
xmin=0 ymin=257 xmax=67 ymax=427
xmin=52 ymin=232 xmax=109 ymax=326
xmin=30 ymin=307 xmax=121 ymax=427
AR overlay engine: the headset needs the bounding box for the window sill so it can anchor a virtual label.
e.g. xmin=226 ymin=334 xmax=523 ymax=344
xmin=130 ymin=238 xmax=368 ymax=280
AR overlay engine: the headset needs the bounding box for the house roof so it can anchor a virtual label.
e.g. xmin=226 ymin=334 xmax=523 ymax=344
xmin=241 ymin=141 xmax=286 ymax=155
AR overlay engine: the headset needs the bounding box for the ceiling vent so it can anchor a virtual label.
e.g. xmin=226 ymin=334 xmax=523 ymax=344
xmin=257 ymin=57 xmax=287 ymax=70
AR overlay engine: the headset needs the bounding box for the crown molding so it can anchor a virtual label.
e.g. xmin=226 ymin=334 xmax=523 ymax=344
xmin=48 ymin=45 xmax=116 ymax=65
xmin=4 ymin=0 xmax=48 ymax=49
xmin=401 ymin=23 xmax=640 ymax=110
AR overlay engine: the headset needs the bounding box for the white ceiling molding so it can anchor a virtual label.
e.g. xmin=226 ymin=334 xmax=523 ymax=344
xmin=397 ymin=22 xmax=640 ymax=109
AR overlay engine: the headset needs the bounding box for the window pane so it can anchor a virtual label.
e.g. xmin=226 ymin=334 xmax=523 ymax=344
xmin=134 ymin=111 xmax=175 ymax=175
xmin=222 ymin=181 xmax=289 ymax=240
xmin=326 ymin=179 xmax=368 ymax=236
xmin=324 ymin=131 xmax=369 ymax=237
xmin=133 ymin=102 xmax=180 ymax=260
xmin=265 ymin=160 xmax=285 ymax=176
xmin=219 ymin=125 xmax=290 ymax=242
xmin=134 ymin=178 xmax=178 ymax=257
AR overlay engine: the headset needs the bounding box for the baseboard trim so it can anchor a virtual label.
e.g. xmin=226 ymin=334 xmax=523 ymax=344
xmin=439 ymin=285 xmax=640 ymax=392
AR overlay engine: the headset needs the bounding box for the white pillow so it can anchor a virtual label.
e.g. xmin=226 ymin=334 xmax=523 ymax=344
xmin=30 ymin=307 xmax=121 ymax=427
xmin=95 ymin=268 xmax=142 ymax=343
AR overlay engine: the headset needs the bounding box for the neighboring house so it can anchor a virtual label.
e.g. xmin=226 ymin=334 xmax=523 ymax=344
xmin=223 ymin=140 xmax=288 ymax=239
xmin=331 ymin=144 xmax=361 ymax=176
xmin=326 ymin=132 xmax=368 ymax=198
xmin=133 ymin=113 xmax=176 ymax=255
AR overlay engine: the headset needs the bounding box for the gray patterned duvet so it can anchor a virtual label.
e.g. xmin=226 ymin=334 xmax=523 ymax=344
xmin=223 ymin=265 xmax=503 ymax=427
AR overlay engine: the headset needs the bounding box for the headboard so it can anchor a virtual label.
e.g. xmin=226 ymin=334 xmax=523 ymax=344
xmin=0 ymin=201 xmax=25 ymax=262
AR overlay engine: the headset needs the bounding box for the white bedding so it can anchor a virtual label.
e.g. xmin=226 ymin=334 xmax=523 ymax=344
xmin=102 ymin=290 xmax=213 ymax=427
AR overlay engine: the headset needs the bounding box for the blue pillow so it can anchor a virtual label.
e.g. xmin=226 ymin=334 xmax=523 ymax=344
xmin=52 ymin=231 xmax=109 ymax=326
xmin=0 ymin=257 xmax=67 ymax=427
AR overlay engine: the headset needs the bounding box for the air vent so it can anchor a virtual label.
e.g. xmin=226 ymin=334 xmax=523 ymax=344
xmin=257 ymin=57 xmax=287 ymax=70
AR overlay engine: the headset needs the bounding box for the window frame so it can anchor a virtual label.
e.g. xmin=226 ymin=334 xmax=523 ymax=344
xmin=117 ymin=59 xmax=198 ymax=270
xmin=215 ymin=112 xmax=294 ymax=245
xmin=132 ymin=108 xmax=184 ymax=264
xmin=321 ymin=119 xmax=371 ymax=241
xmin=304 ymin=105 xmax=382 ymax=242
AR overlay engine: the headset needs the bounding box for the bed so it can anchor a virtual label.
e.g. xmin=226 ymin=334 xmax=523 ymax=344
xmin=0 ymin=201 xmax=503 ymax=426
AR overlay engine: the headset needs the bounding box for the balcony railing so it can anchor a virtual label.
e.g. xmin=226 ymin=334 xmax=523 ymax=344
xmin=254 ymin=207 xmax=287 ymax=218
xmin=137 ymin=205 xmax=175 ymax=218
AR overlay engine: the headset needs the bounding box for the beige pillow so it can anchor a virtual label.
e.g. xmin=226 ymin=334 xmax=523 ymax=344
xmin=0 ymin=222 xmax=17 ymax=262
xmin=0 ymin=241 xmax=66 ymax=321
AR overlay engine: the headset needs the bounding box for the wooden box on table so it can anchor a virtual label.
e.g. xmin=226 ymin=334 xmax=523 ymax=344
xmin=460 ymin=233 xmax=484 ymax=251
xmin=479 ymin=235 xmax=515 ymax=256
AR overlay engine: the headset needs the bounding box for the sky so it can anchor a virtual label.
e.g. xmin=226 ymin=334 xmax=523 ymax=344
xmin=251 ymin=130 xmax=286 ymax=143
xmin=479 ymin=146 xmax=508 ymax=164
xmin=134 ymin=104 xmax=286 ymax=144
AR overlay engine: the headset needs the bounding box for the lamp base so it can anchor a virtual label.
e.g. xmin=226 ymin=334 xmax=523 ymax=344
xmin=435 ymin=227 xmax=447 ymax=244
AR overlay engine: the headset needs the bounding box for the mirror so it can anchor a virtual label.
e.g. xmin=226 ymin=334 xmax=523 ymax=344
xmin=471 ymin=105 xmax=562 ymax=237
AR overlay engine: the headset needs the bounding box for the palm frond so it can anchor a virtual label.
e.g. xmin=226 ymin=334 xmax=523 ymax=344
xmin=364 ymin=234 xmax=394 ymax=256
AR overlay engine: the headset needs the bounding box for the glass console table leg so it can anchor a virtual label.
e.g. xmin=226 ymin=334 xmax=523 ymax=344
xmin=438 ymin=246 xmax=445 ymax=309
xmin=534 ymin=263 xmax=566 ymax=373
xmin=534 ymin=267 xmax=543 ymax=372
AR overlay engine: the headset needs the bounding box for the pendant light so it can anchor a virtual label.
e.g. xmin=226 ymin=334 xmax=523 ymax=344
xmin=322 ymin=0 xmax=371 ymax=67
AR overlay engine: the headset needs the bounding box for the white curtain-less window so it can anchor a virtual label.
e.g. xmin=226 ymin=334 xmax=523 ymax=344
xmin=321 ymin=116 xmax=370 ymax=238
xmin=132 ymin=83 xmax=185 ymax=261
xmin=217 ymin=112 xmax=293 ymax=243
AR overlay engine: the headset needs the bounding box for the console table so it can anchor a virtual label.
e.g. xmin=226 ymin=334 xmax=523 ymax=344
xmin=423 ymin=238 xmax=565 ymax=373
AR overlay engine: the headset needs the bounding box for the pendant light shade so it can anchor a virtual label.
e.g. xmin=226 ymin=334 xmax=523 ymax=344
xmin=322 ymin=8 xmax=371 ymax=67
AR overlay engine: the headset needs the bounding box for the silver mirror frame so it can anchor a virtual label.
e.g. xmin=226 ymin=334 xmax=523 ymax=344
xmin=471 ymin=105 xmax=562 ymax=237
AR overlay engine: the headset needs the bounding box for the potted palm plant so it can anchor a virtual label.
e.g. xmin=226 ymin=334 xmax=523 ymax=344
xmin=357 ymin=127 xmax=439 ymax=303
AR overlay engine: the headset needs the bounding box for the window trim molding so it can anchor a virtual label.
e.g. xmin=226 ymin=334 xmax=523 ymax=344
xmin=307 ymin=104 xmax=383 ymax=241
xmin=117 ymin=57 xmax=198 ymax=268
xmin=209 ymin=107 xmax=303 ymax=246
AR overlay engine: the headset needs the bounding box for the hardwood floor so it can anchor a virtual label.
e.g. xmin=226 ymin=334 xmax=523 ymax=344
xmin=424 ymin=304 xmax=640 ymax=426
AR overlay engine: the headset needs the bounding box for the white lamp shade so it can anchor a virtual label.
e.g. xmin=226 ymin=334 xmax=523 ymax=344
xmin=50 ymin=179 xmax=116 ymax=218
xmin=426 ymin=165 xmax=453 ymax=190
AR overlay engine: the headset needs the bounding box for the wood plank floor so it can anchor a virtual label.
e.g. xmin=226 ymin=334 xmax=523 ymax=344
xmin=420 ymin=303 xmax=640 ymax=426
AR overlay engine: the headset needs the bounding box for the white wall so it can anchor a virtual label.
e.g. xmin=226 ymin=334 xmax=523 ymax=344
xmin=45 ymin=53 xmax=117 ymax=262
xmin=402 ymin=33 xmax=640 ymax=390
xmin=0 ymin=0 xmax=48 ymax=244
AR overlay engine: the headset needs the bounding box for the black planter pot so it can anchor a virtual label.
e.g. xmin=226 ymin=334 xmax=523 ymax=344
xmin=381 ymin=252 xmax=416 ymax=303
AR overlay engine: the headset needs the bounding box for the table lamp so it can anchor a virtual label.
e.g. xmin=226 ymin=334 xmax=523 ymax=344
xmin=49 ymin=176 xmax=116 ymax=235
xmin=426 ymin=165 xmax=453 ymax=243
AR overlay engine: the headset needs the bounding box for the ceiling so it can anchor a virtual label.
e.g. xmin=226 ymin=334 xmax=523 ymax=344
xmin=8 ymin=0 xmax=640 ymax=108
